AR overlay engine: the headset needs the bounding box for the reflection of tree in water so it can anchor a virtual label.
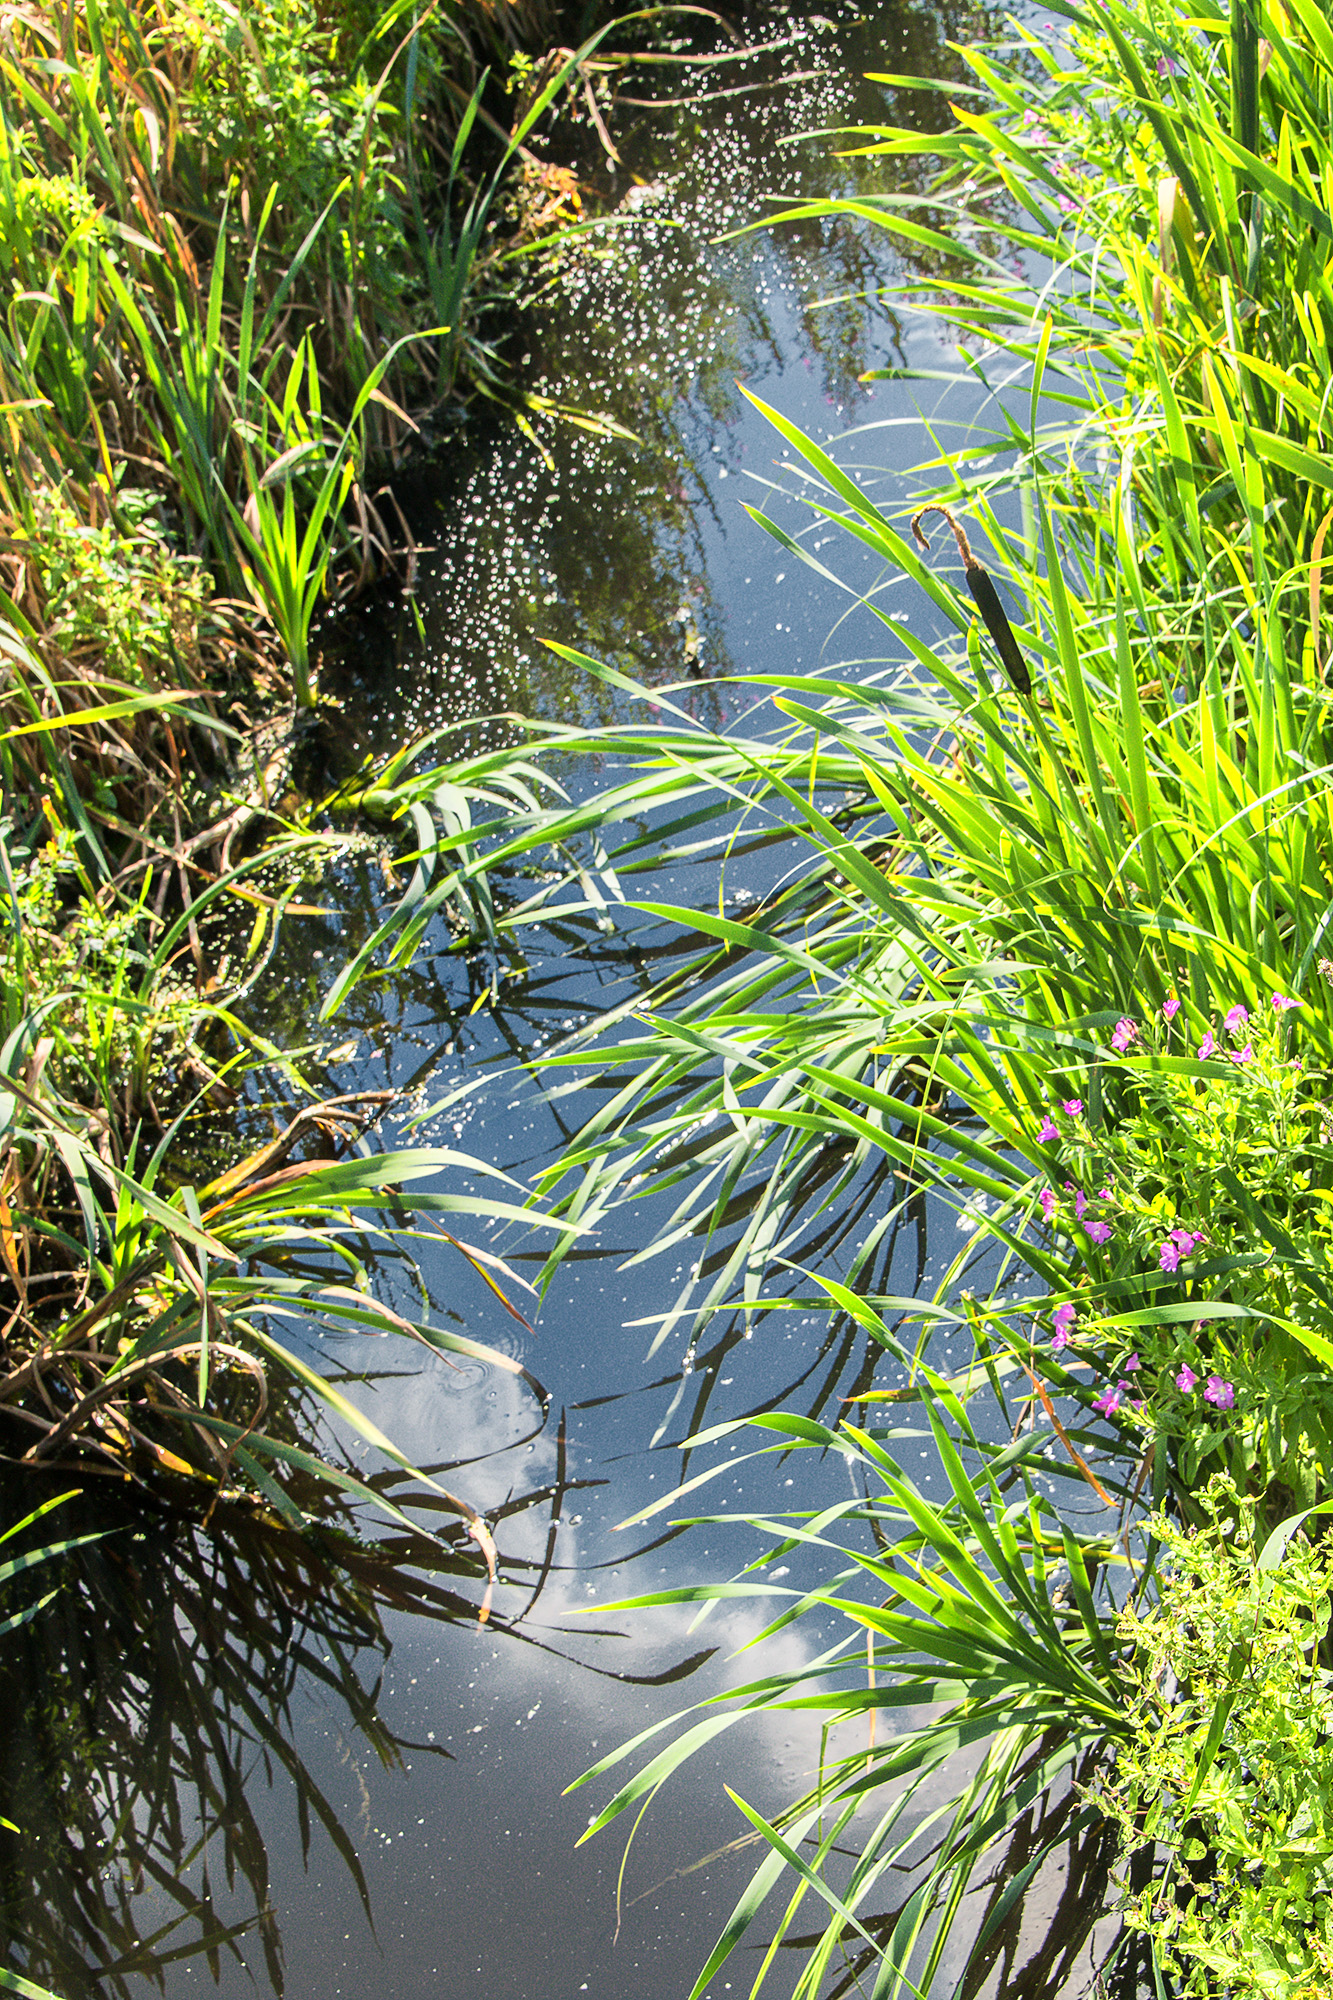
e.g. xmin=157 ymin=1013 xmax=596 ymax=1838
xmin=0 ymin=1480 xmax=409 ymax=1998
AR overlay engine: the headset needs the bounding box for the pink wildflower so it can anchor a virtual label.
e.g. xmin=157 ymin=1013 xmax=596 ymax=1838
xmin=1122 ymin=1353 xmax=1140 ymax=1372
xmin=1052 ymin=1303 xmax=1077 ymax=1337
xmin=1197 ymin=1030 xmax=1216 ymax=1058
xmin=1074 ymin=1190 xmax=1088 ymax=1220
xmin=1039 ymin=1188 xmax=1058 ymax=1220
xmin=1084 ymin=1218 xmax=1113 ymax=1245
xmin=1162 ymin=996 xmax=1180 ymax=1021
xmin=1062 ymin=1098 xmax=1083 ymax=1116
xmin=1092 ymin=1384 xmax=1124 ymax=1417
xmin=1175 ymin=1364 xmax=1197 ymax=1392
xmin=1038 ymin=1116 xmax=1059 ymax=1142
xmin=1203 ymin=1376 xmax=1235 ymax=1410
xmin=1159 ymin=1229 xmax=1202 ymax=1273
xmin=1228 ymin=1044 xmax=1254 ymax=1067
xmin=1110 ymin=1017 xmax=1138 ymax=1051
xmin=1224 ymin=1005 xmax=1249 ymax=1034
xmin=1272 ymin=993 xmax=1302 ymax=1011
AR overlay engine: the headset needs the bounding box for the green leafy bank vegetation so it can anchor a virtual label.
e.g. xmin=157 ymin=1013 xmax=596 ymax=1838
xmin=0 ymin=0 xmax=626 ymax=1623
xmin=325 ymin=0 xmax=1333 ymax=1988
xmin=0 ymin=0 xmax=620 ymax=1978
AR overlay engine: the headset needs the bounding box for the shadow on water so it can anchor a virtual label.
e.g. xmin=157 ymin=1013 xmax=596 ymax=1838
xmin=0 ymin=818 xmax=1133 ymax=1992
xmin=0 ymin=1465 xmax=1140 ymax=2000
xmin=0 ymin=1476 xmax=411 ymax=1998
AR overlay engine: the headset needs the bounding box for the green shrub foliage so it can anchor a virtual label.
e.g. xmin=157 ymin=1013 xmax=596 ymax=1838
xmin=1101 ymin=1480 xmax=1333 ymax=2000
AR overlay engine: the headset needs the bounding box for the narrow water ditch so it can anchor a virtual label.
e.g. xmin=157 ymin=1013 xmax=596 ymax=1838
xmin=4 ymin=6 xmax=1125 ymax=1997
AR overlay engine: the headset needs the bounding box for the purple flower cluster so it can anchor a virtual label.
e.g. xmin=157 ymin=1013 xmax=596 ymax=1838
xmin=1029 ymin=983 xmax=1262 ymax=1433
xmin=1222 ymin=1003 xmax=1256 ymax=1068
xmin=1045 ymin=1300 xmax=1236 ymax=1424
xmin=1189 ymin=993 xmax=1294 ymax=1063
xmin=1036 ymin=1098 xmax=1086 ymax=1144
xmin=1090 ymin=1347 xmax=1144 ymax=1418
xmin=1159 ymin=1228 xmax=1205 ymax=1274
xmin=1184 ymin=988 xmax=1288 ymax=1056
xmin=1172 ymin=1364 xmax=1235 ymax=1410
xmin=1046 ymin=1178 xmax=1116 ymax=1245
xmin=1157 ymin=991 xmax=1300 ymax=1035
xmin=1087 ymin=1352 xmax=1235 ymax=1422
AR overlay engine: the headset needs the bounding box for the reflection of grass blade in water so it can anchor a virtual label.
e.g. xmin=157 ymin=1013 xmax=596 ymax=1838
xmin=0 ymin=1493 xmax=112 ymax=2000
xmin=0 ymin=1451 xmax=708 ymax=1996
xmin=0 ymin=1476 xmax=473 ymax=1998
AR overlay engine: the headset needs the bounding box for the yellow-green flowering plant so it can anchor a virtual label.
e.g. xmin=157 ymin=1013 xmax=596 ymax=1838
xmin=1029 ymin=983 xmax=1333 ymax=1505
xmin=1096 ymin=1477 xmax=1333 ymax=2000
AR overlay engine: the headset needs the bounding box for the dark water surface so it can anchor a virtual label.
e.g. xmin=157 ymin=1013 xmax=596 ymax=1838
xmin=5 ymin=8 xmax=1124 ymax=1999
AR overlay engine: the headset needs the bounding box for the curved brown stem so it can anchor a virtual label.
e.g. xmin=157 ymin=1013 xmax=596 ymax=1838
xmin=911 ymin=502 xmax=978 ymax=570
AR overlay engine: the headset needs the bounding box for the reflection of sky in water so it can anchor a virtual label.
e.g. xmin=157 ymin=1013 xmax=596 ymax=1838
xmin=117 ymin=5 xmax=1119 ymax=1996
